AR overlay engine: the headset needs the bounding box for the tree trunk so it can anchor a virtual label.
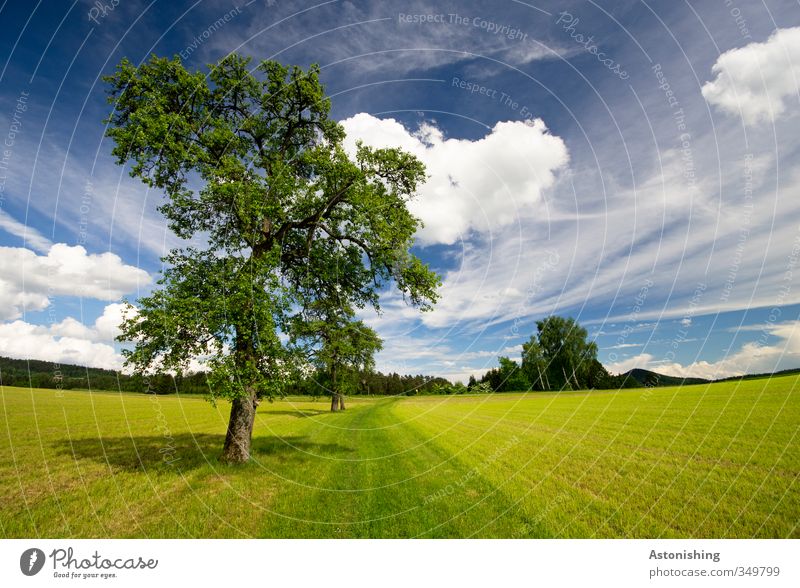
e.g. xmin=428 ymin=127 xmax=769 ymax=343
xmin=221 ymin=388 xmax=258 ymax=464
xmin=330 ymin=393 xmax=339 ymax=412
xmin=338 ymin=394 xmax=346 ymax=411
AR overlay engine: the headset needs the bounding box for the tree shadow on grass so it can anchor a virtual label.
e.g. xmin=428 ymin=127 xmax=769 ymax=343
xmin=54 ymin=433 xmax=353 ymax=473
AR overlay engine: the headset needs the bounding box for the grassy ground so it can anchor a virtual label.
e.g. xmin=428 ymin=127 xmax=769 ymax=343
xmin=1 ymin=375 xmax=798 ymax=538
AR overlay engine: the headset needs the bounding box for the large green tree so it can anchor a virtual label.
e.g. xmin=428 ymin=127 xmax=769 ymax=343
xmin=105 ymin=54 xmax=439 ymax=463
xmin=496 ymin=356 xmax=530 ymax=392
xmin=521 ymin=316 xmax=598 ymax=390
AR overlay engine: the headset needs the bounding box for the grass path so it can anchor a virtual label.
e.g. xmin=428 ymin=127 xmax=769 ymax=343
xmin=256 ymin=399 xmax=525 ymax=538
xmin=1 ymin=377 xmax=798 ymax=538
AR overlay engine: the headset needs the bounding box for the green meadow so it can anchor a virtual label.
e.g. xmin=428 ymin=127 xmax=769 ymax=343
xmin=1 ymin=375 xmax=798 ymax=538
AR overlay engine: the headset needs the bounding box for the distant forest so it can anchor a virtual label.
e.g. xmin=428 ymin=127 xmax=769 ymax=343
xmin=0 ymin=356 xmax=209 ymax=394
xmin=0 ymin=356 xmax=450 ymax=396
xmin=2 ymin=356 xmax=796 ymax=397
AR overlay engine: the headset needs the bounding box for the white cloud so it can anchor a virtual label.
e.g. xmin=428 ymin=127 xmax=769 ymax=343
xmin=367 ymin=124 xmax=800 ymax=342
xmin=341 ymin=114 xmax=569 ymax=245
xmin=0 ymin=244 xmax=150 ymax=320
xmin=93 ymin=302 xmax=130 ymax=341
xmin=48 ymin=316 xmax=95 ymax=340
xmin=701 ymin=27 xmax=800 ymax=124
xmin=0 ymin=324 xmax=121 ymax=369
xmin=604 ymin=320 xmax=800 ymax=380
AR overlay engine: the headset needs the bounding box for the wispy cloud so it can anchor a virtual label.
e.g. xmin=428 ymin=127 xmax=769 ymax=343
xmin=0 ymin=209 xmax=52 ymax=252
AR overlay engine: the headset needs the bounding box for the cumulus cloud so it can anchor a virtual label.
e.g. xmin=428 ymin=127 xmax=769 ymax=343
xmin=604 ymin=320 xmax=800 ymax=380
xmin=0 ymin=303 xmax=135 ymax=370
xmin=0 ymin=322 xmax=121 ymax=369
xmin=45 ymin=303 xmax=132 ymax=343
xmin=341 ymin=114 xmax=569 ymax=245
xmin=0 ymin=302 xmax=227 ymax=373
xmin=0 ymin=244 xmax=150 ymax=320
xmin=701 ymin=27 xmax=800 ymax=124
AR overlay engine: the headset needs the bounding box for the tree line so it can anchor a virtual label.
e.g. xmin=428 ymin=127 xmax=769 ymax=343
xmin=1 ymin=315 xmax=634 ymax=397
xmin=0 ymin=356 xmax=210 ymax=394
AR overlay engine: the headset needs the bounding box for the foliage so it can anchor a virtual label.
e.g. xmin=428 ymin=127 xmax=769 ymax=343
xmin=472 ymin=316 xmax=649 ymax=392
xmin=519 ymin=316 xmax=598 ymax=391
xmin=291 ymin=302 xmax=382 ymax=401
xmin=520 ymin=336 xmax=549 ymax=390
xmin=502 ymin=357 xmax=531 ymax=391
xmin=585 ymin=359 xmax=615 ymax=389
xmin=471 ymin=381 xmax=493 ymax=394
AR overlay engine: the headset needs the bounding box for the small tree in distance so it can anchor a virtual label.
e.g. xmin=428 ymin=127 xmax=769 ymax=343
xmin=293 ymin=303 xmax=382 ymax=412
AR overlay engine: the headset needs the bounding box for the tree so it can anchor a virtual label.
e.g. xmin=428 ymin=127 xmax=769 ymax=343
xmin=479 ymin=367 xmax=500 ymax=391
xmin=293 ymin=302 xmax=382 ymax=412
xmin=521 ymin=336 xmax=548 ymax=390
xmin=495 ymin=356 xmax=530 ymax=392
xmin=451 ymin=382 xmax=467 ymax=394
xmin=585 ymin=359 xmax=613 ymax=389
xmin=521 ymin=316 xmax=598 ymax=391
xmin=471 ymin=381 xmax=493 ymax=394
xmin=105 ymin=54 xmax=440 ymax=463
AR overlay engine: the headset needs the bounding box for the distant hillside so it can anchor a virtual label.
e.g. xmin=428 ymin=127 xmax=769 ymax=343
xmin=620 ymin=367 xmax=800 ymax=387
xmin=620 ymin=368 xmax=710 ymax=387
xmin=714 ymin=367 xmax=800 ymax=382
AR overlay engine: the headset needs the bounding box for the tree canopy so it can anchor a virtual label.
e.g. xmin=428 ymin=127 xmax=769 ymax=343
xmin=291 ymin=301 xmax=382 ymax=411
xmin=522 ymin=316 xmax=598 ymax=390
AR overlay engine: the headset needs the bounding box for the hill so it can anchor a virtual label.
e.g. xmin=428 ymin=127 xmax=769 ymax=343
xmin=620 ymin=368 xmax=710 ymax=387
xmin=619 ymin=367 xmax=800 ymax=387
xmin=714 ymin=367 xmax=800 ymax=382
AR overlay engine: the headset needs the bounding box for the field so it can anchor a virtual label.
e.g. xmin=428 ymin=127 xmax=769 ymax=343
xmin=1 ymin=376 xmax=798 ymax=538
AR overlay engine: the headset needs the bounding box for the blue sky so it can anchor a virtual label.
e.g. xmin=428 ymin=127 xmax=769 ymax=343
xmin=1 ymin=0 xmax=800 ymax=382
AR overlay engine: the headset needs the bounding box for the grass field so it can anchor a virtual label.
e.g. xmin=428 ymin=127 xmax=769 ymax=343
xmin=1 ymin=375 xmax=798 ymax=538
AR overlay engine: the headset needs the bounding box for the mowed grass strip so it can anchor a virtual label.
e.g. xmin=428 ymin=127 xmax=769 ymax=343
xmin=0 ymin=375 xmax=797 ymax=538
